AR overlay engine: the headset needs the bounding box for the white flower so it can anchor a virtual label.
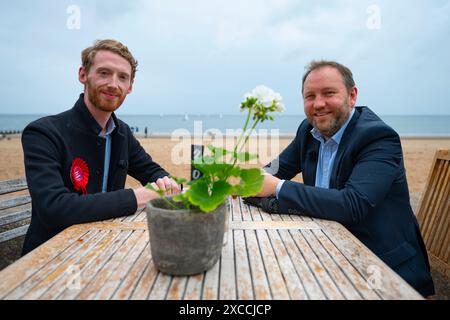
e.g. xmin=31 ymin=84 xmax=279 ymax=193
xmin=243 ymin=85 xmax=284 ymax=112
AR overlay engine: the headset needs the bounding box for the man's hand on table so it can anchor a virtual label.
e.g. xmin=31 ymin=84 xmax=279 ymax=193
xmin=256 ymin=172 xmax=280 ymax=197
xmin=134 ymin=176 xmax=181 ymax=209
xmin=242 ymin=173 xmax=281 ymax=214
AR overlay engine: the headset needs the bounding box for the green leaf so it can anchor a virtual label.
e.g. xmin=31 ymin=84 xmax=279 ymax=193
xmin=172 ymin=194 xmax=184 ymax=202
xmin=193 ymin=161 xmax=235 ymax=180
xmin=233 ymin=168 xmax=264 ymax=197
xmin=198 ymin=156 xmax=216 ymax=164
xmin=228 ymin=166 xmax=241 ymax=177
xmin=185 ymin=180 xmax=232 ymax=212
xmin=208 ymin=145 xmax=231 ymax=156
xmin=234 ymin=151 xmax=258 ymax=162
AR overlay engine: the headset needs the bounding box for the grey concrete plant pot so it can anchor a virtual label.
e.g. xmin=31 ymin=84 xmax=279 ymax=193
xmin=146 ymin=197 xmax=227 ymax=276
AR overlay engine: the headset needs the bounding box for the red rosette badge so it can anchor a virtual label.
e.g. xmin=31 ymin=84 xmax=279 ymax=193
xmin=70 ymin=158 xmax=89 ymax=195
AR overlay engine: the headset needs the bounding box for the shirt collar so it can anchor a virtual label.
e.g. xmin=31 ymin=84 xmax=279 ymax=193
xmin=72 ymin=93 xmax=120 ymax=136
xmin=310 ymin=108 xmax=355 ymax=144
xmin=99 ymin=116 xmax=116 ymax=137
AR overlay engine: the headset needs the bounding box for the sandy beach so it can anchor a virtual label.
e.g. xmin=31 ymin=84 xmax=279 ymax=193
xmin=1 ymin=135 xmax=449 ymax=194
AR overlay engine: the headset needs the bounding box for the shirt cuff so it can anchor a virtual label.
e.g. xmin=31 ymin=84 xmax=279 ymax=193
xmin=275 ymin=179 xmax=285 ymax=199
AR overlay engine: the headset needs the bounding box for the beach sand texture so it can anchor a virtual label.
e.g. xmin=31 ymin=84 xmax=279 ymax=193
xmin=0 ymin=136 xmax=449 ymax=194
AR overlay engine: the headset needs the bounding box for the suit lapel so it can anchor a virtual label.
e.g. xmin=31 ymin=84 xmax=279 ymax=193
xmin=329 ymin=108 xmax=361 ymax=188
xmin=303 ymin=138 xmax=320 ymax=186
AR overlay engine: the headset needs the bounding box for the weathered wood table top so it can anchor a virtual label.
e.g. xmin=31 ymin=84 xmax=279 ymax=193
xmin=0 ymin=197 xmax=422 ymax=300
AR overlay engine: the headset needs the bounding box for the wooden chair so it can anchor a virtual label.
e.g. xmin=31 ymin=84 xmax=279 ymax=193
xmin=416 ymin=149 xmax=450 ymax=278
xmin=0 ymin=178 xmax=31 ymax=243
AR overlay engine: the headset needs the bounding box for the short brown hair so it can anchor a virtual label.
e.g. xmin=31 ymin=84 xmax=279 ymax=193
xmin=81 ymin=39 xmax=138 ymax=81
xmin=302 ymin=60 xmax=355 ymax=94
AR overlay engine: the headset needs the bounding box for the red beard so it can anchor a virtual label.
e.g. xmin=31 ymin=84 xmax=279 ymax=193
xmin=86 ymin=80 xmax=127 ymax=113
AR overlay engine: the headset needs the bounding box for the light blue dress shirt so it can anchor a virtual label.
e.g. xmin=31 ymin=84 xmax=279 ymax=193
xmin=275 ymin=108 xmax=355 ymax=197
xmin=99 ymin=117 xmax=116 ymax=193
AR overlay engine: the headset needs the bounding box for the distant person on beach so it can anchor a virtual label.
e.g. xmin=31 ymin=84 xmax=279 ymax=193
xmin=21 ymin=39 xmax=180 ymax=255
xmin=246 ymin=60 xmax=434 ymax=296
xmin=145 ymin=126 xmax=148 ymax=138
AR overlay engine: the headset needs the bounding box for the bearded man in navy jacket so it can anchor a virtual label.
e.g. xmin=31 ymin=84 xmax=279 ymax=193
xmin=252 ymin=60 xmax=434 ymax=297
xmin=21 ymin=39 xmax=180 ymax=255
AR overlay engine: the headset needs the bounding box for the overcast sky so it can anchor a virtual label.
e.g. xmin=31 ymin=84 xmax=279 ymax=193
xmin=1 ymin=0 xmax=449 ymax=115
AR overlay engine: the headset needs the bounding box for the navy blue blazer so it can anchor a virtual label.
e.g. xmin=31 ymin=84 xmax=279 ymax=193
xmin=269 ymin=106 xmax=434 ymax=296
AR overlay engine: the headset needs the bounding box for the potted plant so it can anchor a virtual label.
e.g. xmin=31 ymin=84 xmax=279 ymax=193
xmin=145 ymin=85 xmax=284 ymax=275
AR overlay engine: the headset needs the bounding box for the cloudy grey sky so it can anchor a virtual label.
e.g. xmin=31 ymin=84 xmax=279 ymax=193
xmin=1 ymin=0 xmax=449 ymax=115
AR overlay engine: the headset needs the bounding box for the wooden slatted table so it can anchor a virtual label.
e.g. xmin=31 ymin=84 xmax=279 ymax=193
xmin=0 ymin=197 xmax=423 ymax=300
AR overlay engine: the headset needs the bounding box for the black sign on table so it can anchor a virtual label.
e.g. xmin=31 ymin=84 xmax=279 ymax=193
xmin=191 ymin=144 xmax=204 ymax=181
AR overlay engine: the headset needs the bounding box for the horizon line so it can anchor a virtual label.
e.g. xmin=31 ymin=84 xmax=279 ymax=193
xmin=1 ymin=113 xmax=450 ymax=117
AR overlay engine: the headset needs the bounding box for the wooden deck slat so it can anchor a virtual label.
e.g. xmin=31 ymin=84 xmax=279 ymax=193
xmin=302 ymin=229 xmax=362 ymax=299
xmin=315 ymin=220 xmax=423 ymax=300
xmin=429 ymin=164 xmax=450 ymax=254
xmin=122 ymin=212 xmax=138 ymax=222
xmin=421 ymin=160 xmax=445 ymax=244
xmin=230 ymin=220 xmax=320 ymax=230
xmin=416 ymin=149 xmax=450 ymax=277
xmin=245 ymin=230 xmax=271 ymax=299
xmin=39 ymin=230 xmax=114 ymax=300
xmin=258 ymin=209 xmax=274 ymax=221
xmin=231 ymin=197 xmax=242 ymax=222
xmin=0 ymin=226 xmax=87 ymax=299
xmin=239 ymin=198 xmax=253 ymax=221
xmin=21 ymin=230 xmax=106 ymax=300
xmin=267 ymin=210 xmax=283 ymax=221
xmin=0 ymin=195 xmax=31 ymax=211
xmin=58 ymin=230 xmax=131 ymax=300
xmin=255 ymin=205 xmax=273 ymax=222
xmin=234 ymin=230 xmax=253 ymax=300
xmin=0 ymin=178 xmax=27 ymax=195
xmin=183 ymin=273 xmax=204 ymax=300
xmin=256 ymin=229 xmax=290 ymax=299
xmin=312 ymin=229 xmax=381 ymax=300
xmin=92 ymin=230 xmax=149 ymax=300
xmin=78 ymin=230 xmax=142 ymax=300
xmin=265 ymin=228 xmax=307 ymax=299
xmin=438 ymin=196 xmax=449 ymax=262
xmin=136 ymin=210 xmax=148 ymax=222
xmin=112 ymin=242 xmax=151 ymax=300
xmin=289 ymin=229 xmax=344 ymax=299
xmin=219 ymin=219 xmax=236 ymax=299
xmin=148 ymin=273 xmax=173 ymax=300
xmin=278 ymin=211 xmax=325 ymax=299
xmin=112 ymin=216 xmax=127 ymax=222
xmin=0 ymin=224 xmax=29 ymax=242
xmin=0 ymin=208 xmax=31 ymax=226
xmin=278 ymin=229 xmax=325 ymax=299
xmin=166 ymin=276 xmax=188 ymax=300
xmin=443 ymin=207 xmax=450 ymax=262
xmin=203 ymin=259 xmax=221 ymax=300
xmin=425 ymin=160 xmax=448 ymax=248
xmin=241 ymin=199 xmax=258 ymax=221
xmin=86 ymin=221 xmax=147 ymax=230
xmin=130 ymin=256 xmax=159 ymax=300
xmin=5 ymin=230 xmax=95 ymax=300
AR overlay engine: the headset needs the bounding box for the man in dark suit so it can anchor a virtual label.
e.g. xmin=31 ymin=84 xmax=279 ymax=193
xmin=251 ymin=60 xmax=434 ymax=296
xmin=21 ymin=39 xmax=180 ymax=255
